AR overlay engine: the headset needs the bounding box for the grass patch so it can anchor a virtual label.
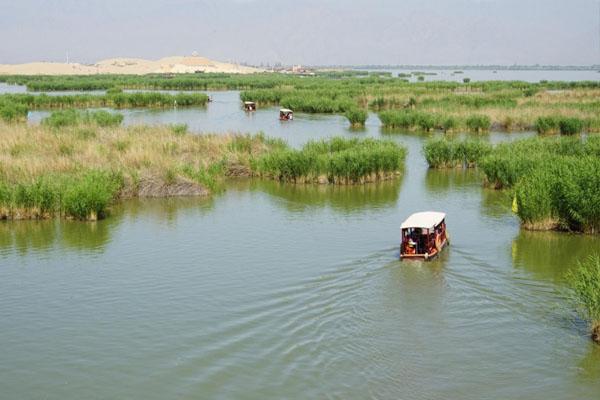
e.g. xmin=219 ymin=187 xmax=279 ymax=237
xmin=479 ymin=136 xmax=600 ymax=189
xmin=465 ymin=114 xmax=491 ymax=132
xmin=0 ymin=171 xmax=122 ymax=221
xmin=0 ymin=100 xmax=29 ymax=122
xmin=75 ymin=127 xmax=97 ymax=140
xmin=279 ymin=93 xmax=356 ymax=113
xmin=423 ymin=138 xmax=492 ymax=168
xmin=535 ymin=116 xmax=586 ymax=135
xmin=42 ymin=109 xmax=124 ymax=128
xmin=379 ymin=110 xmax=440 ymax=131
xmin=170 ymin=123 xmax=188 ymax=136
xmin=0 ymin=121 xmax=282 ymax=220
xmin=62 ymin=170 xmax=123 ymax=220
xmin=181 ymin=161 xmax=226 ymax=191
xmin=459 ymin=136 xmax=600 ymax=233
xmin=253 ymin=137 xmax=406 ymax=184
xmin=566 ymin=255 xmax=600 ymax=343
xmin=514 ymin=156 xmax=600 ymax=233
xmin=558 ymin=117 xmax=584 ymax=135
xmin=1 ymin=91 xmax=209 ymax=110
xmin=422 ymin=135 xmax=600 ymax=233
xmin=345 ymin=108 xmax=368 ymax=127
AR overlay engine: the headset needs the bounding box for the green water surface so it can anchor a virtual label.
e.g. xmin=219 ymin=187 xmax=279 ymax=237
xmin=2 ymin=91 xmax=600 ymax=399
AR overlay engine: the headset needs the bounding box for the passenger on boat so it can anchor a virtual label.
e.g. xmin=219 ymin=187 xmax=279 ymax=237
xmin=406 ymin=239 xmax=417 ymax=255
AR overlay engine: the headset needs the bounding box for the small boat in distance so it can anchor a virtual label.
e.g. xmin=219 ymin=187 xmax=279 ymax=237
xmin=400 ymin=211 xmax=449 ymax=261
xmin=244 ymin=101 xmax=256 ymax=111
xmin=279 ymin=108 xmax=293 ymax=120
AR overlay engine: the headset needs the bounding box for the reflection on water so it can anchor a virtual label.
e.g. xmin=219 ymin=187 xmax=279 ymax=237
xmin=577 ymin=344 xmax=600 ymax=383
xmin=380 ymin=127 xmax=437 ymax=138
xmin=511 ymin=230 xmax=600 ymax=283
xmin=116 ymin=195 xmax=216 ymax=225
xmin=239 ymin=178 xmax=403 ymax=214
xmin=480 ymin=187 xmax=514 ymax=218
xmin=59 ymin=219 xmax=116 ymax=253
xmin=424 ymin=168 xmax=480 ymax=193
xmin=0 ymin=197 xmax=216 ymax=256
xmin=0 ymin=220 xmax=58 ymax=254
xmin=0 ymin=219 xmax=117 ymax=255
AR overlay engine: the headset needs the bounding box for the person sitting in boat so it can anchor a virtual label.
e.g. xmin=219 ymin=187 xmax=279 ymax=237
xmin=406 ymin=238 xmax=417 ymax=254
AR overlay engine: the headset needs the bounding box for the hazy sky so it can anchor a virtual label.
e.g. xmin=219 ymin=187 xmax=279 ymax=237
xmin=0 ymin=0 xmax=598 ymax=65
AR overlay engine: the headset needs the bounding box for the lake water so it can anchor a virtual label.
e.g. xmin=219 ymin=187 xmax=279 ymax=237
xmin=358 ymin=68 xmax=600 ymax=83
xmin=2 ymin=86 xmax=600 ymax=399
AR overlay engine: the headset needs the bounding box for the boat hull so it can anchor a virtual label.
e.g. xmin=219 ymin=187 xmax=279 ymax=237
xmin=400 ymin=238 xmax=448 ymax=261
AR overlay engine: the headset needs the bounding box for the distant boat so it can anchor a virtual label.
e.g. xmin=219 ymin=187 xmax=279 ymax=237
xmin=400 ymin=211 xmax=449 ymax=261
xmin=279 ymin=108 xmax=293 ymax=120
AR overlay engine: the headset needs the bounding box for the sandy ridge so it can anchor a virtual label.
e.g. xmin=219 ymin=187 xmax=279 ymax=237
xmin=0 ymin=55 xmax=262 ymax=75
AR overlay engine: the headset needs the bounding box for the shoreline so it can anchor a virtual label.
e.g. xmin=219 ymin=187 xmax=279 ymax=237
xmin=0 ymin=123 xmax=407 ymax=222
xmin=0 ymin=122 xmax=276 ymax=221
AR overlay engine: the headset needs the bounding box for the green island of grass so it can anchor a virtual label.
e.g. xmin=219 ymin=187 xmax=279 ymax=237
xmin=423 ymin=136 xmax=600 ymax=234
xmin=0 ymin=121 xmax=406 ymax=221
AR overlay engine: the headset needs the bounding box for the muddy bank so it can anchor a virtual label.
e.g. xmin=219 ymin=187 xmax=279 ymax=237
xmin=121 ymin=177 xmax=209 ymax=199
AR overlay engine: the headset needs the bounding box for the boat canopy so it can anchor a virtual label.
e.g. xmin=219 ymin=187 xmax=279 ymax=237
xmin=280 ymin=108 xmax=293 ymax=113
xmin=401 ymin=211 xmax=446 ymax=230
xmin=244 ymin=101 xmax=255 ymax=104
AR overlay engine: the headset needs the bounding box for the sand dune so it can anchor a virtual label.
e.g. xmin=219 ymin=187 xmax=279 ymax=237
xmin=0 ymin=56 xmax=262 ymax=75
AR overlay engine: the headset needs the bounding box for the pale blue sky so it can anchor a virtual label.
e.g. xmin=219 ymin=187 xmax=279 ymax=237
xmin=0 ymin=0 xmax=597 ymax=65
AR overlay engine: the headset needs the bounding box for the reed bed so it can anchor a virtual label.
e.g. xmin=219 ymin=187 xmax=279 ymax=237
xmin=42 ymin=110 xmax=124 ymax=128
xmin=0 ymin=170 xmax=123 ymax=221
xmin=379 ymin=110 xmax=439 ymax=131
xmin=379 ymin=110 xmax=493 ymax=132
xmin=0 ymin=122 xmax=280 ymax=220
xmin=239 ymin=88 xmax=293 ymax=104
xmin=0 ymin=73 xmax=296 ymax=91
xmin=0 ymin=98 xmax=28 ymax=122
xmin=345 ymin=108 xmax=368 ymax=127
xmin=5 ymin=74 xmax=600 ymax=131
xmin=465 ymin=114 xmax=491 ymax=132
xmin=253 ymin=138 xmax=406 ymax=184
xmin=2 ymin=73 xmax=599 ymax=93
xmin=279 ymin=93 xmax=356 ymax=113
xmin=479 ymin=136 xmax=600 ymax=189
xmin=0 ymin=91 xmax=209 ymax=110
xmin=424 ymin=136 xmax=600 ymax=233
xmin=379 ymin=110 xmax=462 ymax=132
xmin=566 ymin=255 xmax=600 ymax=343
xmin=423 ymin=139 xmax=492 ymax=168
xmin=514 ymin=156 xmax=600 ymax=233
xmin=534 ymin=116 xmax=586 ymax=135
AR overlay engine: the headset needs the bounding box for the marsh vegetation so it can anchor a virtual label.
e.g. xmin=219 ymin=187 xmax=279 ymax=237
xmin=1 ymin=72 xmax=599 ymax=235
xmin=3 ymin=74 xmax=600 ymax=132
xmin=0 ymin=122 xmax=280 ymax=220
xmin=253 ymin=138 xmax=406 ymax=184
xmin=423 ymin=136 xmax=600 ymax=233
xmin=567 ymin=255 xmax=600 ymax=343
